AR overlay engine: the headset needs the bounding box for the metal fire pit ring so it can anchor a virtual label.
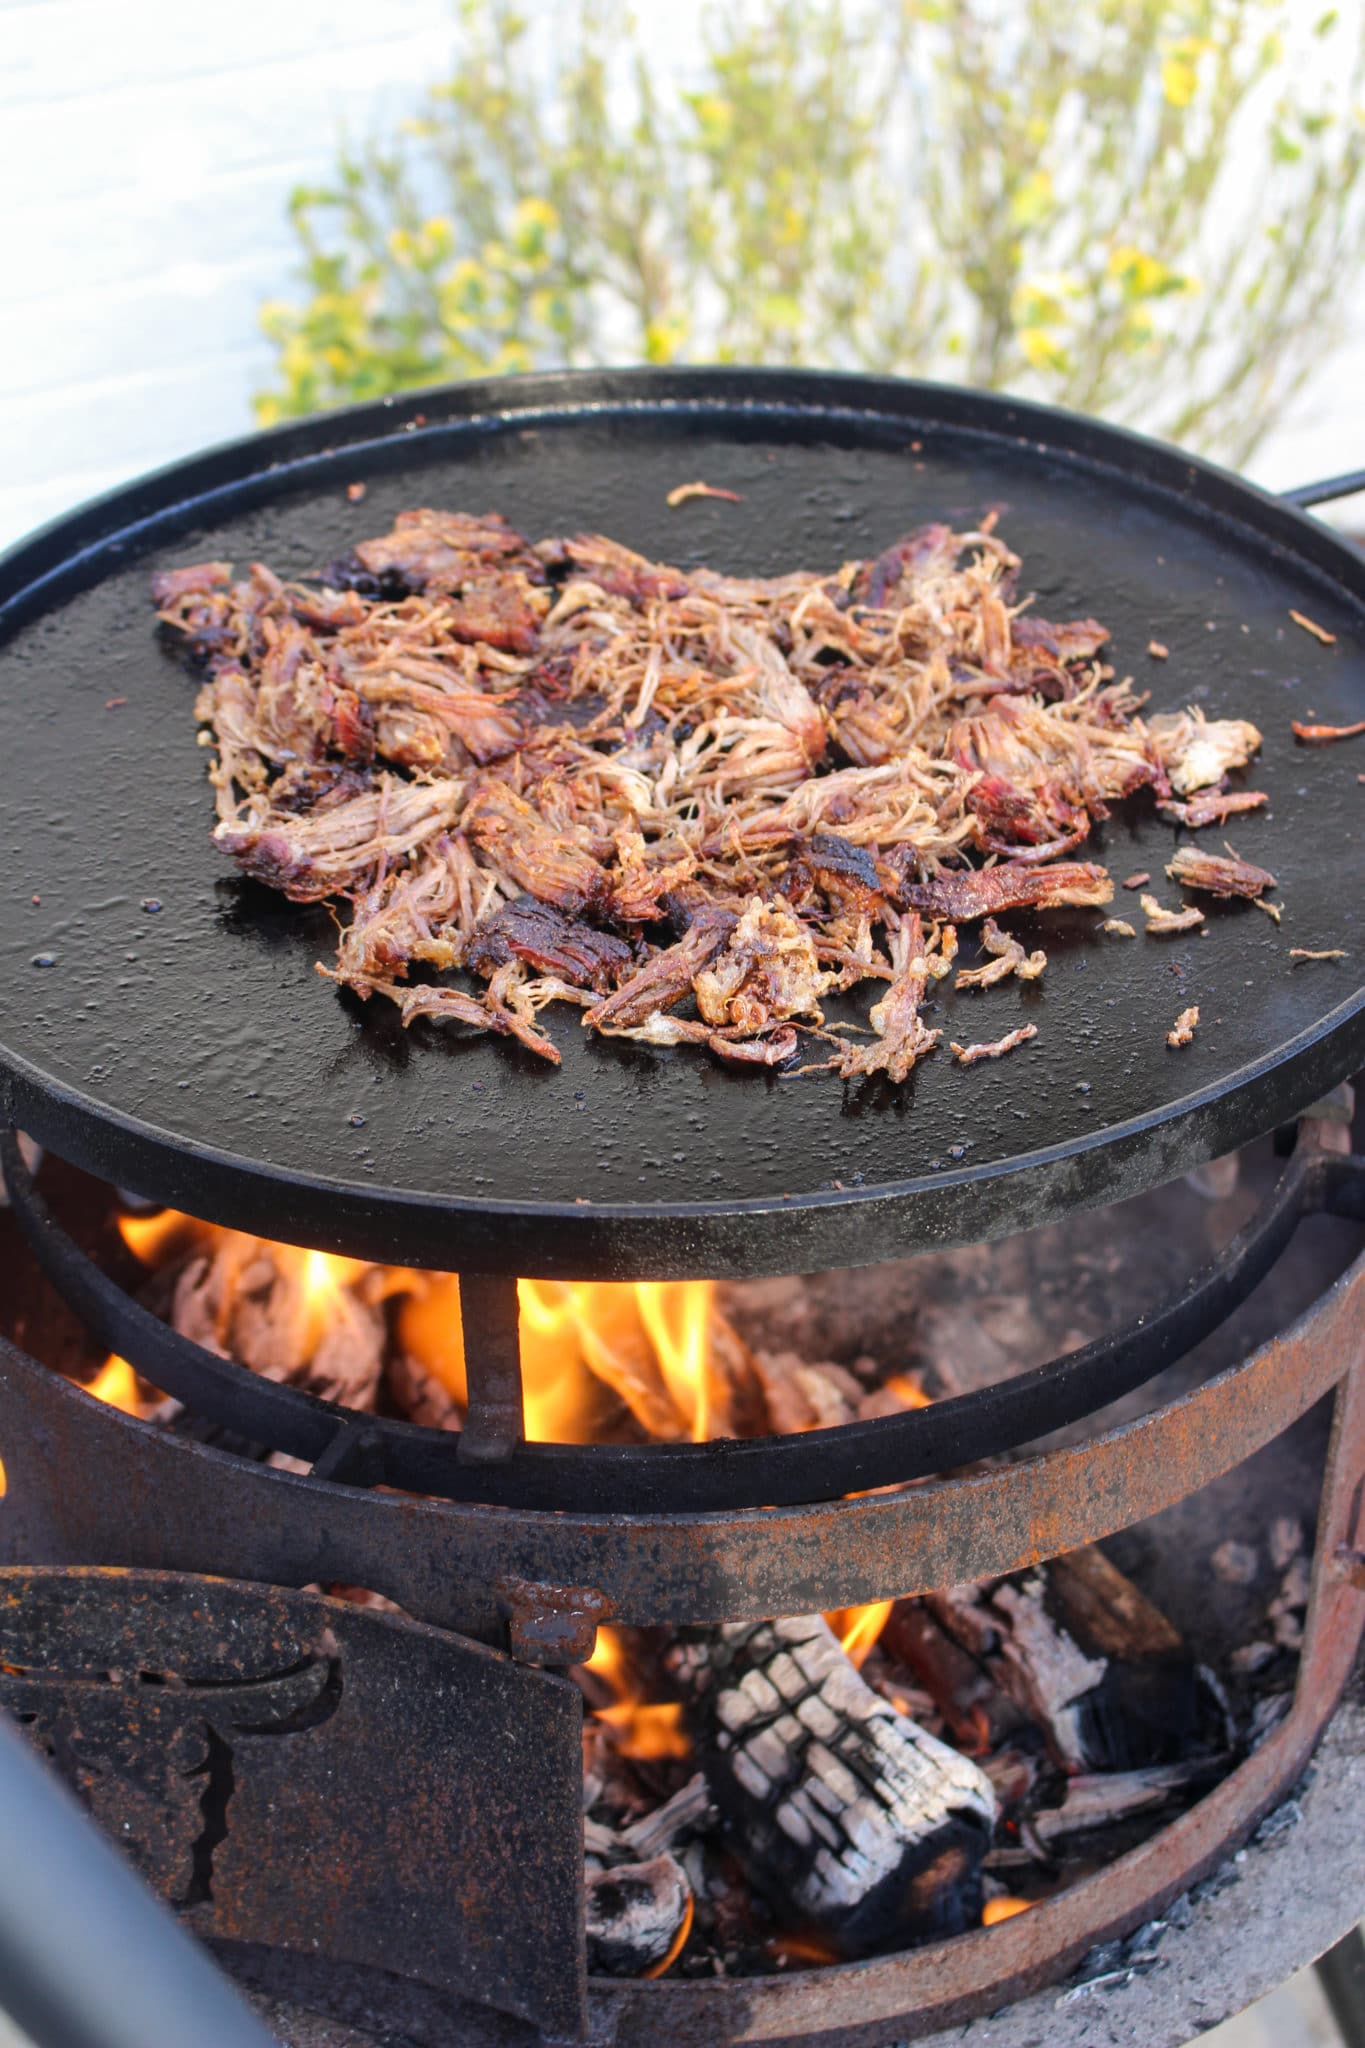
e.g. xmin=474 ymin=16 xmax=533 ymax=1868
xmin=2 ymin=1140 xmax=1363 ymax=1637
xmin=2 ymin=1237 xmax=1362 ymax=2045
xmin=4 ymin=1125 xmax=1362 ymax=1520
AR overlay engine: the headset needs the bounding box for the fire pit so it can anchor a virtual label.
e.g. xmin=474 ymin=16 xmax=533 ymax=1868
xmin=0 ymin=371 xmax=1364 ymax=2046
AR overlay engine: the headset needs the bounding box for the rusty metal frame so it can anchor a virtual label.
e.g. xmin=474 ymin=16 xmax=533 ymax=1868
xmin=0 ymin=1154 xmax=1362 ymax=2042
xmin=5 ymin=1128 xmax=1362 ymax=1518
xmin=1 ymin=1181 xmax=1361 ymax=1635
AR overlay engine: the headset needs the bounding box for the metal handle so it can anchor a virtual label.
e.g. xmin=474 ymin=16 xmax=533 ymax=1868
xmin=0 ymin=1709 xmax=276 ymax=2048
xmin=1280 ymin=467 xmax=1365 ymax=511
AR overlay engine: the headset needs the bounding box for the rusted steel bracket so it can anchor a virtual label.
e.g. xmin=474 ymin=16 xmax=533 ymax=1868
xmin=456 ymin=1270 xmax=525 ymax=1463
xmin=0 ymin=1570 xmax=588 ymax=2043
xmin=497 ymin=1577 xmax=610 ymax=1665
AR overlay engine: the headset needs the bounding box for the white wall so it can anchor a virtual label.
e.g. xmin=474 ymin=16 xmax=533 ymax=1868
xmin=0 ymin=0 xmax=1360 ymax=552
xmin=0 ymin=0 xmax=459 ymax=545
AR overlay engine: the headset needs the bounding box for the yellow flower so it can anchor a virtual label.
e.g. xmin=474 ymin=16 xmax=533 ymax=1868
xmin=644 ymin=315 xmax=687 ymax=364
xmin=1161 ymin=35 xmax=1211 ymax=109
xmin=1019 ymin=327 xmax=1069 ymax=374
xmin=1008 ymin=169 xmax=1053 ymax=230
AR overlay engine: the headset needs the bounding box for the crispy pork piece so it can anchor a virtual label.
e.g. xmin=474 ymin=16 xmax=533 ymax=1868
xmin=1139 ymin=893 xmax=1205 ymax=934
xmin=832 ymin=916 xmax=941 ymax=1083
xmin=693 ymin=897 xmax=834 ymax=1033
xmin=1167 ymin=1006 xmax=1200 ymax=1048
xmin=352 ymin=508 xmax=541 ymax=593
xmin=215 ymin=778 xmax=462 ymax=902
xmin=1292 ymin=718 xmax=1365 ymax=744
xmin=465 ymin=897 xmax=634 ymax=991
xmin=325 ymin=846 xmax=463 ymax=991
xmin=149 ymin=560 xmax=232 ymax=604
xmin=1156 ymin=789 xmax=1267 ymax=828
xmin=954 ymin=917 xmax=1046 ymax=990
xmin=1165 ymin=847 xmax=1276 ymax=900
xmin=897 ymin=860 xmax=1112 ymax=921
xmin=463 ymin=780 xmax=609 ymax=915
xmin=584 ymin=910 xmax=737 ymax=1032
xmin=1148 ymin=708 xmax=1263 ymax=793
xmin=950 ymin=1024 xmax=1037 ymax=1065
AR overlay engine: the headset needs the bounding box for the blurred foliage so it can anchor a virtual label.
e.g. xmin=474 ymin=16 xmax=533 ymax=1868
xmin=256 ymin=0 xmax=1365 ymax=464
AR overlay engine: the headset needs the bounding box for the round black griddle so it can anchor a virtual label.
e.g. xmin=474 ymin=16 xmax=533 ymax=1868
xmin=0 ymin=369 xmax=1362 ymax=1280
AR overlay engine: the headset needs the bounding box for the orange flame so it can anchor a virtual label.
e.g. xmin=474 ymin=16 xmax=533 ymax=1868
xmin=85 ymin=1356 xmax=151 ymax=1417
xmin=642 ymin=1889 xmax=694 ymax=1978
xmin=117 ymin=1206 xmax=198 ymax=1265
xmin=882 ymin=1371 xmax=931 ymax=1410
xmin=982 ymin=1896 xmax=1032 ymax=1925
xmin=582 ymin=1626 xmax=690 ymax=1761
xmin=825 ymin=1599 xmax=895 ymax=1668
xmin=767 ymin=1932 xmax=842 ymax=1968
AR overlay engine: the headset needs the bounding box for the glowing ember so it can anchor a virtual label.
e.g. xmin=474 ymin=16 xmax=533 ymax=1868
xmin=882 ymin=1371 xmax=931 ymax=1410
xmin=981 ymin=1895 xmax=1032 ymax=1925
xmin=642 ymin=1891 xmax=694 ymax=1978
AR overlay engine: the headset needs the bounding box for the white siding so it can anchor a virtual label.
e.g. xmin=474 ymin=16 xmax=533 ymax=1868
xmin=0 ymin=0 xmax=1360 ymax=548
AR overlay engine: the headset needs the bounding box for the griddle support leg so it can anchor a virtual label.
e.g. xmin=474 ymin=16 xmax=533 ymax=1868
xmin=457 ymin=1272 xmax=525 ymax=1463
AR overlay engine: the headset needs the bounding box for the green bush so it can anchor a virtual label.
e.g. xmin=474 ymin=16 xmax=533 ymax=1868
xmin=256 ymin=0 xmax=1365 ymax=466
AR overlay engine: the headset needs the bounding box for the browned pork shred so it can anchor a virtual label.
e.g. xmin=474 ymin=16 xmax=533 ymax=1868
xmin=151 ymin=508 xmax=1263 ymax=1075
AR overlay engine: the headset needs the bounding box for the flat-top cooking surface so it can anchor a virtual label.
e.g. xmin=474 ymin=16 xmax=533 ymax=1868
xmin=0 ymin=371 xmax=1362 ymax=1276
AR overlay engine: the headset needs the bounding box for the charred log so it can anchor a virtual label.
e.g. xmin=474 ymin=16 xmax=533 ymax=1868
xmin=674 ymin=1615 xmax=996 ymax=1956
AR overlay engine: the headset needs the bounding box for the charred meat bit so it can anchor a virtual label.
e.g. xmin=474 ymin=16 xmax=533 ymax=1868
xmin=898 ymin=861 xmax=1112 ymax=922
xmin=466 ymin=897 xmax=634 ymax=991
xmin=1165 ymin=847 xmax=1275 ymax=900
xmin=1140 ymin=893 xmax=1205 ymax=935
xmin=950 ymin=1023 xmax=1038 ymax=1066
xmin=1157 ymin=789 xmax=1268 ymax=828
xmin=1293 ymin=718 xmax=1365 ymax=744
xmin=1167 ymin=1006 xmax=1200 ymax=1048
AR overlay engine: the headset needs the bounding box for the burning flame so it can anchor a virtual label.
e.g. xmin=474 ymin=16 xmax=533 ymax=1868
xmin=982 ymin=1896 xmax=1032 ymax=1925
xmin=882 ymin=1371 xmax=931 ymax=1410
xmin=85 ymin=1355 xmax=152 ymax=1417
xmin=643 ymin=1891 xmax=694 ymax=1978
xmin=583 ymin=1627 xmax=690 ymax=1762
xmin=824 ymin=1599 xmax=896 ymax=1669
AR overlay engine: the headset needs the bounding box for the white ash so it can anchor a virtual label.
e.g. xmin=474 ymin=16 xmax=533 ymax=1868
xmin=1211 ymin=1539 xmax=1260 ymax=1587
xmin=1268 ymin=1517 xmax=1305 ymax=1572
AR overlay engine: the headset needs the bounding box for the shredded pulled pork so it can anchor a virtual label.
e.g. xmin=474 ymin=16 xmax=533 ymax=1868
xmin=950 ymin=1023 xmax=1038 ymax=1066
xmin=152 ymin=507 xmax=1264 ymax=1076
xmin=1165 ymin=847 xmax=1276 ymax=900
xmin=1140 ymin=893 xmax=1205 ymax=935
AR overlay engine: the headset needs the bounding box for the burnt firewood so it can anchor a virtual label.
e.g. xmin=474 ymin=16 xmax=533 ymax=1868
xmin=585 ymin=1854 xmax=690 ymax=1976
xmin=931 ymin=1561 xmax=1211 ymax=1774
xmin=1031 ymin=1757 xmax=1226 ymax=1846
xmin=675 ymin=1616 xmax=996 ymax=1956
xmin=881 ymin=1602 xmax=1025 ymax=1754
xmin=984 ymin=1577 xmax=1108 ymax=1771
xmin=1046 ymin=1547 xmax=1183 ymax=1662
